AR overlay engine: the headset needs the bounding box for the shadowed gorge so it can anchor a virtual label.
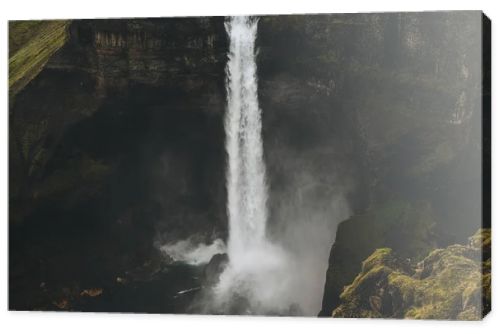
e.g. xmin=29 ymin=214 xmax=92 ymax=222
xmin=9 ymin=12 xmax=489 ymax=319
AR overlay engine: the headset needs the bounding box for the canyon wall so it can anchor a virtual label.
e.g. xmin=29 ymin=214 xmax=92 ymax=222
xmin=9 ymin=17 xmax=230 ymax=310
xmin=9 ymin=12 xmax=487 ymax=316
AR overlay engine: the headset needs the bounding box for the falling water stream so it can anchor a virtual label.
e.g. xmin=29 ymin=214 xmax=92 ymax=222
xmin=214 ymin=16 xmax=291 ymax=313
xmin=161 ymin=16 xmax=347 ymax=315
xmin=224 ymin=16 xmax=268 ymax=264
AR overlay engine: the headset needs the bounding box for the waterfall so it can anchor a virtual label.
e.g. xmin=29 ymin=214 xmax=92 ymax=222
xmin=224 ymin=16 xmax=268 ymax=262
xmin=214 ymin=16 xmax=290 ymax=313
xmin=201 ymin=16 xmax=350 ymax=316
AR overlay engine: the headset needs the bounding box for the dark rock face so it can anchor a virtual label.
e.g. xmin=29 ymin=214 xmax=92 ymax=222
xmin=313 ymin=11 xmax=485 ymax=317
xmin=9 ymin=12 xmax=486 ymax=316
xmin=319 ymin=200 xmax=439 ymax=316
xmin=58 ymin=18 xmax=228 ymax=96
xmin=9 ymin=17 xmax=229 ymax=311
xmin=257 ymin=12 xmax=483 ymax=238
xmin=253 ymin=13 xmax=484 ymax=317
xmin=204 ymin=253 xmax=228 ymax=286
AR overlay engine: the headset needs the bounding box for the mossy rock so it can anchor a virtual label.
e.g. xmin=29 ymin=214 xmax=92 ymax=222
xmin=332 ymin=228 xmax=490 ymax=320
xmin=9 ymin=20 xmax=70 ymax=97
xmin=320 ymin=199 xmax=438 ymax=316
xmin=469 ymin=228 xmax=491 ymax=250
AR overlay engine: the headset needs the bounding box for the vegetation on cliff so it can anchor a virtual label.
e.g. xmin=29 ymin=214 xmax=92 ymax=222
xmin=320 ymin=199 xmax=438 ymax=316
xmin=9 ymin=18 xmax=229 ymax=312
xmin=318 ymin=12 xmax=485 ymax=318
xmin=8 ymin=13 xmax=487 ymax=316
xmin=9 ymin=20 xmax=69 ymax=96
xmin=331 ymin=229 xmax=491 ymax=320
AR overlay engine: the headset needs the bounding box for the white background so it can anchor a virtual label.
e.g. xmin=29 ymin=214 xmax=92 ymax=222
xmin=0 ymin=0 xmax=498 ymax=333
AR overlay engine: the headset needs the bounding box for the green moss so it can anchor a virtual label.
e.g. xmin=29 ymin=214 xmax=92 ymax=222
xmin=469 ymin=228 xmax=491 ymax=250
xmin=9 ymin=20 xmax=70 ymax=96
xmin=387 ymin=272 xmax=418 ymax=306
xmin=361 ymin=248 xmax=393 ymax=272
xmin=9 ymin=21 xmax=46 ymax=56
xmin=332 ymin=229 xmax=490 ymax=320
xmin=321 ymin=199 xmax=438 ymax=316
xmin=341 ymin=265 xmax=389 ymax=300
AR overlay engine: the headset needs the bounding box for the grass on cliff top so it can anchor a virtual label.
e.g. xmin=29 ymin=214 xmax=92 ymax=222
xmin=9 ymin=20 xmax=69 ymax=97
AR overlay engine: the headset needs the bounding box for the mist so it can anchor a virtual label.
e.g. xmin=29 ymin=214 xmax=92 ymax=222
xmin=160 ymin=238 xmax=225 ymax=265
xmin=191 ymin=15 xmax=354 ymax=316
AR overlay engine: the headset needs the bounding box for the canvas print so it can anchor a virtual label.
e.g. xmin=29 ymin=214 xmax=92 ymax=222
xmin=9 ymin=11 xmax=491 ymax=319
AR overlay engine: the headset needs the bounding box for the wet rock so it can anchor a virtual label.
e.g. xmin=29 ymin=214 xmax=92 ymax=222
xmin=80 ymin=288 xmax=103 ymax=297
xmin=204 ymin=253 xmax=228 ymax=286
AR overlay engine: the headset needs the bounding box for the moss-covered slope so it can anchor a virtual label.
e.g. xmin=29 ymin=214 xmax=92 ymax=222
xmin=332 ymin=229 xmax=491 ymax=320
xmin=9 ymin=20 xmax=69 ymax=96
xmin=319 ymin=199 xmax=438 ymax=315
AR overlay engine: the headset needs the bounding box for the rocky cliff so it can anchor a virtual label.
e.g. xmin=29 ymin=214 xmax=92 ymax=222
xmin=10 ymin=17 xmax=229 ymax=230
xmin=255 ymin=13 xmax=486 ymax=317
xmin=9 ymin=17 xmax=230 ymax=311
xmin=285 ymin=12 xmax=487 ymax=317
xmin=331 ymin=229 xmax=490 ymax=319
xmin=9 ymin=12 xmax=488 ymax=316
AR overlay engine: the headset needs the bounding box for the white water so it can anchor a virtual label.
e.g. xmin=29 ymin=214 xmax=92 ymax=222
xmin=214 ymin=16 xmax=291 ymax=312
xmin=206 ymin=16 xmax=351 ymax=315
xmin=224 ymin=16 xmax=268 ymax=263
xmin=156 ymin=15 xmax=350 ymax=316
xmin=160 ymin=238 xmax=225 ymax=265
